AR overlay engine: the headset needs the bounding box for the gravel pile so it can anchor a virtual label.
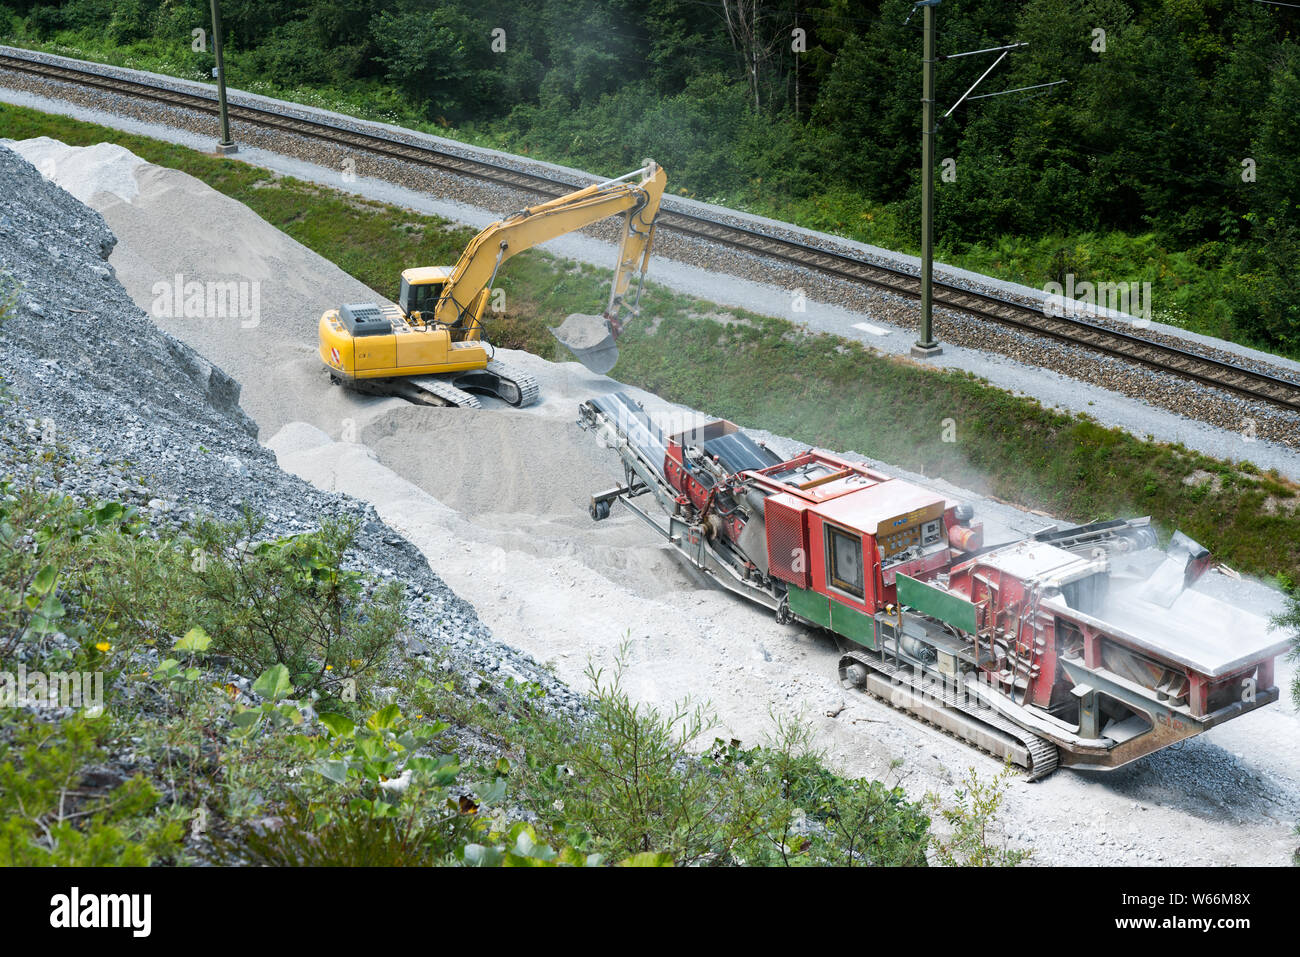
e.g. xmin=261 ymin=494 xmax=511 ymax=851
xmin=0 ymin=143 xmax=585 ymax=724
xmin=4 ymin=46 xmax=1298 ymax=454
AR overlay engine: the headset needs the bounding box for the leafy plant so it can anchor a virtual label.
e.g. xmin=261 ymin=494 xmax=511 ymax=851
xmin=928 ymin=764 xmax=1031 ymax=867
xmin=89 ymin=512 xmax=404 ymax=693
xmin=0 ymin=713 xmax=180 ymax=865
xmin=0 ymin=483 xmax=141 ymax=661
xmin=463 ymin=821 xmax=622 ymax=867
xmin=210 ymin=698 xmax=518 ymax=865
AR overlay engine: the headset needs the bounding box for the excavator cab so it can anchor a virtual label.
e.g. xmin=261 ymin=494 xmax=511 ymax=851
xmin=400 ymin=268 xmax=448 ymax=327
xmin=399 ymin=267 xmax=488 ymax=339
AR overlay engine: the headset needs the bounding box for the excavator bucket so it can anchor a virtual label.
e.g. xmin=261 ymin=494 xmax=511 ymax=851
xmin=550 ymin=313 xmax=619 ymax=375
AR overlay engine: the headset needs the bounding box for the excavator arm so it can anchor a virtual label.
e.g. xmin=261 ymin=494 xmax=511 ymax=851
xmin=430 ymin=160 xmax=666 ymax=370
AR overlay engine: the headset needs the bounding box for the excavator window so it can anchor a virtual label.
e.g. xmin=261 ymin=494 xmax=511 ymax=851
xmin=400 ymin=278 xmax=446 ymax=320
xmin=827 ymin=524 xmax=865 ymax=598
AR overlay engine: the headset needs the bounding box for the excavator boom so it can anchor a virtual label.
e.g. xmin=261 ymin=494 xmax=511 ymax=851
xmin=432 ymin=161 xmax=666 ymax=371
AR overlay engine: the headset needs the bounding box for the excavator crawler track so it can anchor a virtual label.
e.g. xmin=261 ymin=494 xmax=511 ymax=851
xmin=480 ymin=360 xmax=540 ymax=407
xmin=392 ymin=375 xmax=483 ymax=409
xmin=340 ymin=361 xmax=538 ymax=410
xmin=444 ymin=359 xmax=539 ymax=407
xmin=838 ymin=648 xmax=1060 ymax=780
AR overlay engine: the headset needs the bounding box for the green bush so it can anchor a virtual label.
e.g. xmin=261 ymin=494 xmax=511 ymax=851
xmin=209 ymin=793 xmax=463 ymax=867
xmin=928 ymin=764 xmax=1030 ymax=867
xmin=773 ymin=745 xmax=930 ymax=866
xmin=514 ymin=658 xmax=788 ymax=865
xmin=1272 ymin=592 xmax=1300 ymax=708
xmin=88 ymin=513 xmax=405 ymax=694
xmin=0 ymin=713 xmax=181 ymax=865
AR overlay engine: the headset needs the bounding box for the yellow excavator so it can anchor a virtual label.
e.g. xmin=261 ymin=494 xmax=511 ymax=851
xmin=319 ymin=160 xmax=666 ymax=408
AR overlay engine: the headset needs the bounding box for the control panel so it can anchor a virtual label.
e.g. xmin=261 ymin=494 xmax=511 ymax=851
xmin=878 ymin=506 xmax=946 ymax=560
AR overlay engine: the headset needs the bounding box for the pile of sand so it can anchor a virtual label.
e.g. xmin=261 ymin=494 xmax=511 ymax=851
xmin=7 ymin=136 xmax=142 ymax=204
xmin=362 ymin=405 xmax=621 ymax=516
xmin=551 ymin=312 xmax=611 ymax=349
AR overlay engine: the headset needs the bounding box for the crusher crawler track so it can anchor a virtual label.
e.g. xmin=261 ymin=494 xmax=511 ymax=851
xmin=838 ymin=649 xmax=1060 ymax=780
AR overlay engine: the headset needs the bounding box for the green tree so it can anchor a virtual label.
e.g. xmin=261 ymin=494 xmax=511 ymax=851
xmin=1231 ymin=41 xmax=1300 ymax=350
xmin=370 ymin=2 xmax=492 ymax=119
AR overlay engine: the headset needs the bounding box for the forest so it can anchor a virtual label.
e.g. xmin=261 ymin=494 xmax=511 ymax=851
xmin=3 ymin=0 xmax=1297 ymax=352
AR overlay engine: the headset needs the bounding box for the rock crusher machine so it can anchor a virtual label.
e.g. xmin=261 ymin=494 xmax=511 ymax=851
xmin=580 ymin=393 xmax=1287 ymax=778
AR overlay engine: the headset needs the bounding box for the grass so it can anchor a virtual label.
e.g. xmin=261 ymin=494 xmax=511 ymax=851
xmin=2 ymin=101 xmax=1297 ymax=583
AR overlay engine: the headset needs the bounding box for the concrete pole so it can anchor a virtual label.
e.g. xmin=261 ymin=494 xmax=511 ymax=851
xmin=210 ymin=0 xmax=236 ymax=154
xmin=912 ymin=1 xmax=941 ymax=358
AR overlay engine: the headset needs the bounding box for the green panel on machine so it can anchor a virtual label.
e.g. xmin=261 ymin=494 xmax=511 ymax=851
xmin=787 ymin=585 xmax=830 ymax=628
xmin=830 ymin=600 xmax=876 ymax=648
xmin=896 ymin=573 xmax=977 ymax=634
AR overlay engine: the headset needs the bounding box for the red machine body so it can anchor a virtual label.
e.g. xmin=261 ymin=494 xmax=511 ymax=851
xmin=665 ymin=428 xmax=983 ymax=616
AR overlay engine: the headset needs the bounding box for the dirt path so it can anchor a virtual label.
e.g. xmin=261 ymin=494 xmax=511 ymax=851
xmin=17 ymin=137 xmax=1297 ymax=866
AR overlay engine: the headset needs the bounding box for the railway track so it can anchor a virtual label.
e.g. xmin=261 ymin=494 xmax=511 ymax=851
xmin=6 ymin=48 xmax=1300 ymax=416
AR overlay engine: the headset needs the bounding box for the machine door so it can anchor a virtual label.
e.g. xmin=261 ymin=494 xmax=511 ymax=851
xmin=400 ymin=277 xmax=447 ymax=320
xmin=825 ymin=523 xmax=865 ymax=600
